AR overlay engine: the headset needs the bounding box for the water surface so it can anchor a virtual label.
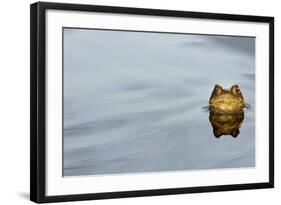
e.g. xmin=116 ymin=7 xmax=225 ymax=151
xmin=63 ymin=28 xmax=255 ymax=176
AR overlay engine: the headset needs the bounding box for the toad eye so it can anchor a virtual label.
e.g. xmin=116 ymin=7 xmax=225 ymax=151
xmin=233 ymin=88 xmax=241 ymax=95
xmin=214 ymin=89 xmax=221 ymax=95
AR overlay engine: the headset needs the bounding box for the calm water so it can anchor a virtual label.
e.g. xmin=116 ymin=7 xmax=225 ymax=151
xmin=63 ymin=29 xmax=255 ymax=176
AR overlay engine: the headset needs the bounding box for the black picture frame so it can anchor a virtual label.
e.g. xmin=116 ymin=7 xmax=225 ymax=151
xmin=30 ymin=1 xmax=274 ymax=203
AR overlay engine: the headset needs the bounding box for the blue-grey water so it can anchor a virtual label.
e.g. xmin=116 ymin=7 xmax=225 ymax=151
xmin=63 ymin=28 xmax=255 ymax=176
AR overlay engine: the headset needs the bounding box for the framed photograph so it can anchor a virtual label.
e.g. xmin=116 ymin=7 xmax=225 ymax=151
xmin=30 ymin=2 xmax=274 ymax=203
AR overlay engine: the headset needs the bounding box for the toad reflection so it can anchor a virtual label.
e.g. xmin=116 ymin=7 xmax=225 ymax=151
xmin=208 ymin=84 xmax=245 ymax=138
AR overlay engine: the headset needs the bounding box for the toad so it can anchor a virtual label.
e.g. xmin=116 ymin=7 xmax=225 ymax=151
xmin=209 ymin=84 xmax=245 ymax=113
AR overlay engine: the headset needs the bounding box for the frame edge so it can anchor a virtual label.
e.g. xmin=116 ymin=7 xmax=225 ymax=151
xmin=268 ymin=17 xmax=274 ymax=188
xmin=30 ymin=2 xmax=47 ymax=203
xmin=30 ymin=2 xmax=39 ymax=203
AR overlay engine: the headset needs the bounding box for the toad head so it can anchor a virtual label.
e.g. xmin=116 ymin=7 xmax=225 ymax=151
xmin=209 ymin=84 xmax=245 ymax=113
